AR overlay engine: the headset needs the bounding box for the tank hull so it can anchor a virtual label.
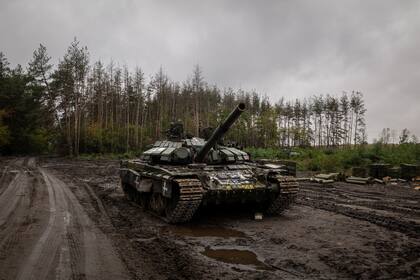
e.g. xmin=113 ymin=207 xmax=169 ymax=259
xmin=120 ymin=159 xmax=299 ymax=223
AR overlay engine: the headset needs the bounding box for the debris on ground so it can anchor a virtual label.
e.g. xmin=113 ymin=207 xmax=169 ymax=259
xmin=296 ymin=177 xmax=334 ymax=185
xmin=345 ymin=176 xmax=371 ymax=184
xmin=413 ymin=176 xmax=420 ymax=190
xmin=254 ymin=212 xmax=263 ymax=220
xmin=314 ymin=173 xmax=340 ymax=181
xmin=311 ymin=177 xmax=335 ymax=184
xmin=373 ymin=178 xmax=384 ymax=184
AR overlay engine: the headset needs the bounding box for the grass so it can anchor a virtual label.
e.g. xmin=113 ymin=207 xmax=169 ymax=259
xmin=246 ymin=143 xmax=420 ymax=172
xmin=77 ymin=151 xmax=140 ymax=160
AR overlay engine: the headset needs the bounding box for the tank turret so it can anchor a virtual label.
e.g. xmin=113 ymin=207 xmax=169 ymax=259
xmin=195 ymin=102 xmax=245 ymax=163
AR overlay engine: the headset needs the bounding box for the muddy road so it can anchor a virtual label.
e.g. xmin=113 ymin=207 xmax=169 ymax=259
xmin=0 ymin=158 xmax=129 ymax=280
xmin=0 ymin=157 xmax=419 ymax=279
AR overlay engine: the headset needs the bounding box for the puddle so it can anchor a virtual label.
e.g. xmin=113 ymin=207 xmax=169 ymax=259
xmin=170 ymin=226 xmax=246 ymax=238
xmin=132 ymin=237 xmax=157 ymax=243
xmin=201 ymin=248 xmax=273 ymax=270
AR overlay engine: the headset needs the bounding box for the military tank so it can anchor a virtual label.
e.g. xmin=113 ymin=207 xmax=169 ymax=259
xmin=120 ymin=103 xmax=299 ymax=223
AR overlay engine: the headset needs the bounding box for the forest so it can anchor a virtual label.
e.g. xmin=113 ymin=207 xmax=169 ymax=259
xmin=0 ymin=38 xmax=418 ymax=170
xmin=0 ymin=39 xmax=372 ymax=155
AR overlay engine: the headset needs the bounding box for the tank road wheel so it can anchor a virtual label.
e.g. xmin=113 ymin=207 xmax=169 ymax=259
xmin=137 ymin=193 xmax=150 ymax=210
xmin=144 ymin=178 xmax=203 ymax=223
xmin=122 ymin=182 xmax=135 ymax=201
xmin=150 ymin=192 xmax=166 ymax=216
xmin=122 ymin=182 xmax=150 ymax=209
xmin=164 ymin=189 xmax=180 ymax=220
xmin=265 ymin=176 xmax=299 ymax=215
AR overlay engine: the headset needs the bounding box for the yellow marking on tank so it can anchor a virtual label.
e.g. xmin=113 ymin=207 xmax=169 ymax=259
xmin=241 ymin=184 xmax=255 ymax=189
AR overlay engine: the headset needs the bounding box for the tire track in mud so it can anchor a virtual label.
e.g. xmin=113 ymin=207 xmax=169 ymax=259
xmin=55 ymin=171 xmax=130 ymax=279
xmin=17 ymin=169 xmax=66 ymax=280
xmin=0 ymin=172 xmax=24 ymax=226
xmin=0 ymin=158 xmax=13 ymax=190
xmin=298 ymin=183 xmax=420 ymax=237
xmin=0 ymin=158 xmax=41 ymax=279
xmin=0 ymin=165 xmax=19 ymax=197
xmin=0 ymin=158 xmax=130 ymax=280
xmin=302 ymin=182 xmax=420 ymax=206
xmin=33 ymin=158 xmax=420 ymax=280
xmin=299 ymin=198 xmax=420 ymax=236
xmin=301 ymin=188 xmax=420 ymax=217
xmin=63 ymin=174 xmax=209 ymax=280
xmin=0 ymin=173 xmax=31 ymax=260
xmin=17 ymin=168 xmax=130 ymax=280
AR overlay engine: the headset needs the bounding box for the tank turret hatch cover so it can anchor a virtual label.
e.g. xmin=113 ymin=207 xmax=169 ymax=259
xmin=220 ymin=147 xmax=249 ymax=161
xmin=153 ymin=141 xmax=183 ymax=148
xmin=185 ymin=137 xmax=206 ymax=147
xmin=166 ymin=121 xmax=184 ymax=140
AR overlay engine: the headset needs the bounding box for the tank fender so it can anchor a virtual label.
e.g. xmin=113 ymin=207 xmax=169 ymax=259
xmin=120 ymin=168 xmax=139 ymax=185
xmin=119 ymin=168 xmax=128 ymax=179
xmin=266 ymin=171 xmax=280 ymax=191
xmin=120 ymin=169 xmax=154 ymax=193
xmin=138 ymin=178 xmax=153 ymax=193
xmin=151 ymin=179 xmax=172 ymax=198
xmin=147 ymin=180 xmax=172 ymax=198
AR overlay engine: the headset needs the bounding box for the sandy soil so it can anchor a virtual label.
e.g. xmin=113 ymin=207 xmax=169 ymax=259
xmin=0 ymin=157 xmax=419 ymax=279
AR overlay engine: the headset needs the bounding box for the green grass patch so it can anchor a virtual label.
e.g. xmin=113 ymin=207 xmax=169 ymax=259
xmin=77 ymin=151 xmax=139 ymax=160
xmin=246 ymin=143 xmax=420 ymax=172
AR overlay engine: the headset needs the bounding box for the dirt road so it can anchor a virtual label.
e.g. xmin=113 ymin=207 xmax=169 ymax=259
xmin=0 ymin=158 xmax=130 ymax=280
xmin=1 ymin=157 xmax=419 ymax=279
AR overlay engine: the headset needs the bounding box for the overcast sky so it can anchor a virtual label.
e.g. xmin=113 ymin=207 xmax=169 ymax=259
xmin=1 ymin=0 xmax=419 ymax=141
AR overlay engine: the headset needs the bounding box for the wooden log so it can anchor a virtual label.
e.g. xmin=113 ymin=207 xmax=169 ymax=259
xmin=346 ymin=179 xmax=368 ymax=184
xmin=311 ymin=178 xmax=334 ymax=184
xmin=314 ymin=173 xmax=339 ymax=180
xmin=345 ymin=176 xmax=371 ymax=184
xmin=296 ymin=177 xmax=311 ymax=182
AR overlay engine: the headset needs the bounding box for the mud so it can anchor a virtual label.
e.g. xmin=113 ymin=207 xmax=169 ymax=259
xmin=201 ymin=247 xmax=273 ymax=271
xmin=169 ymin=225 xmax=246 ymax=238
xmin=0 ymin=157 xmax=130 ymax=280
xmin=1 ymin=157 xmax=419 ymax=279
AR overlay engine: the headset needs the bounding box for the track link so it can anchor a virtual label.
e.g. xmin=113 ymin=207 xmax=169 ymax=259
xmin=266 ymin=175 xmax=299 ymax=214
xmin=165 ymin=178 xmax=204 ymax=223
xmin=123 ymin=177 xmax=204 ymax=223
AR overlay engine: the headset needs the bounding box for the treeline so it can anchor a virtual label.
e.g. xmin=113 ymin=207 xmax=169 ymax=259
xmin=376 ymin=127 xmax=418 ymax=145
xmin=0 ymin=39 xmax=367 ymax=155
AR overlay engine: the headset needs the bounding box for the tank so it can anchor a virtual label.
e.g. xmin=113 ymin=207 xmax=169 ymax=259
xmin=120 ymin=103 xmax=299 ymax=223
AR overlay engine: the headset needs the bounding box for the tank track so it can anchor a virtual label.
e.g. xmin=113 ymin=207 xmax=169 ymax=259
xmin=165 ymin=178 xmax=204 ymax=223
xmin=266 ymin=175 xmax=299 ymax=214
xmin=122 ymin=177 xmax=203 ymax=223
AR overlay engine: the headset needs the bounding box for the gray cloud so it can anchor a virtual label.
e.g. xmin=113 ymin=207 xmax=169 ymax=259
xmin=1 ymin=0 xmax=419 ymax=141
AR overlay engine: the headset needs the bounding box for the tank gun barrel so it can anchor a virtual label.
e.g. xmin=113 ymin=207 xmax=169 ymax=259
xmin=195 ymin=103 xmax=246 ymax=163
